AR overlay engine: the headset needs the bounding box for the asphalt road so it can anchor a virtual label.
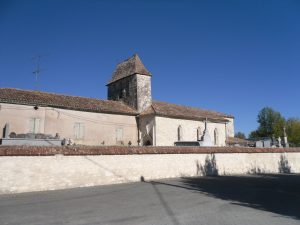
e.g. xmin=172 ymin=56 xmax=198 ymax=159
xmin=1 ymin=174 xmax=300 ymax=225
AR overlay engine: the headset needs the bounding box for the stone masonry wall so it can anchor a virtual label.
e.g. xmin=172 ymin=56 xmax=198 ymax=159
xmin=1 ymin=146 xmax=300 ymax=194
xmin=226 ymin=117 xmax=234 ymax=137
xmin=107 ymin=75 xmax=138 ymax=109
xmin=107 ymin=74 xmax=152 ymax=113
xmin=136 ymin=74 xmax=152 ymax=113
xmin=1 ymin=146 xmax=299 ymax=156
xmin=155 ymin=116 xmax=227 ymax=146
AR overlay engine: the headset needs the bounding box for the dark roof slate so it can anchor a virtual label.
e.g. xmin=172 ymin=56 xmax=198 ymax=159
xmin=140 ymin=101 xmax=233 ymax=122
xmin=0 ymin=88 xmax=137 ymax=115
xmin=108 ymin=54 xmax=151 ymax=85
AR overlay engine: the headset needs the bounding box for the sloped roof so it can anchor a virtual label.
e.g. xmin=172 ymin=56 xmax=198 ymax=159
xmin=140 ymin=101 xmax=234 ymax=122
xmin=0 ymin=89 xmax=234 ymax=122
xmin=0 ymin=88 xmax=137 ymax=115
xmin=107 ymin=54 xmax=151 ymax=85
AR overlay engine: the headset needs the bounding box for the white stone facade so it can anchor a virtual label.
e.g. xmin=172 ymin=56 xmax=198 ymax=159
xmin=225 ymin=117 xmax=234 ymax=137
xmin=138 ymin=116 xmax=229 ymax=146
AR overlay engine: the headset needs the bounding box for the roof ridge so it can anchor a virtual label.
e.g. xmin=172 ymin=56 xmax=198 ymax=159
xmin=153 ymin=100 xmax=215 ymax=112
xmin=152 ymin=100 xmax=234 ymax=118
xmin=0 ymin=87 xmax=113 ymax=102
xmin=108 ymin=54 xmax=151 ymax=85
xmin=0 ymin=88 xmax=138 ymax=115
xmin=115 ymin=53 xmax=137 ymax=66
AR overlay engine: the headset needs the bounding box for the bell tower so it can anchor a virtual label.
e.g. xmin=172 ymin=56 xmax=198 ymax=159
xmin=107 ymin=54 xmax=152 ymax=113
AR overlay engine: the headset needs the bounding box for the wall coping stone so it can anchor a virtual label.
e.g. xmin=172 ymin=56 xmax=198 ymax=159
xmin=0 ymin=145 xmax=300 ymax=156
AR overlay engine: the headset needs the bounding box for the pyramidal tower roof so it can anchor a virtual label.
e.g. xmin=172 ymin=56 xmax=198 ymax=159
xmin=108 ymin=54 xmax=151 ymax=85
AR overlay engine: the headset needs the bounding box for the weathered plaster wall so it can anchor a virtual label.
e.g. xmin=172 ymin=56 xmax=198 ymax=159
xmin=155 ymin=116 xmax=227 ymax=146
xmin=0 ymin=103 xmax=46 ymax=136
xmin=44 ymin=108 xmax=137 ymax=146
xmin=0 ymin=152 xmax=299 ymax=194
xmin=0 ymin=103 xmax=138 ymax=146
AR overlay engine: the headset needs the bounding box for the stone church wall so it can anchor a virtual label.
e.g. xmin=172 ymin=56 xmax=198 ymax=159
xmin=107 ymin=75 xmax=138 ymax=109
xmin=0 ymin=103 xmax=138 ymax=146
xmin=155 ymin=116 xmax=227 ymax=146
xmin=226 ymin=117 xmax=234 ymax=137
xmin=138 ymin=114 xmax=155 ymax=145
xmin=107 ymin=74 xmax=152 ymax=113
xmin=136 ymin=74 xmax=152 ymax=112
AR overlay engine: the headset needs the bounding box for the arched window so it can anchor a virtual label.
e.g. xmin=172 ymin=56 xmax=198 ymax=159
xmin=214 ymin=128 xmax=219 ymax=146
xmin=197 ymin=127 xmax=202 ymax=140
xmin=178 ymin=125 xmax=183 ymax=141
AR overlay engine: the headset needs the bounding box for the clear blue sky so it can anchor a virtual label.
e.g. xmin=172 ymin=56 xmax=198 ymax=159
xmin=1 ymin=0 xmax=300 ymax=136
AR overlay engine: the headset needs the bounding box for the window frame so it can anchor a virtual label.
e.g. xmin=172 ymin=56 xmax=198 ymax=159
xmin=28 ymin=117 xmax=40 ymax=134
xmin=74 ymin=122 xmax=85 ymax=140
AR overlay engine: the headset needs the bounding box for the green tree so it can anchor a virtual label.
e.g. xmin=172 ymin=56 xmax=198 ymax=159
xmin=235 ymin=132 xmax=246 ymax=139
xmin=248 ymin=130 xmax=260 ymax=139
xmin=286 ymin=118 xmax=300 ymax=147
xmin=249 ymin=107 xmax=286 ymax=138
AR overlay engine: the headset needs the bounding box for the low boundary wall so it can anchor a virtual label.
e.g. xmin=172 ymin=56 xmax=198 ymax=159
xmin=0 ymin=146 xmax=300 ymax=194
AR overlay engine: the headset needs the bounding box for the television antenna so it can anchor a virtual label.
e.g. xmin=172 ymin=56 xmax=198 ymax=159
xmin=32 ymin=54 xmax=47 ymax=90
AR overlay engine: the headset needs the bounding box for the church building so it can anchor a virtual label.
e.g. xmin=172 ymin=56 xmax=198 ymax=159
xmin=0 ymin=54 xmax=234 ymax=146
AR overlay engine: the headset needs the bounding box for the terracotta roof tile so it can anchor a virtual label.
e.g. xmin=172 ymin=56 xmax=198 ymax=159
xmin=0 ymin=88 xmax=137 ymax=115
xmin=108 ymin=54 xmax=151 ymax=84
xmin=140 ymin=101 xmax=234 ymax=122
xmin=0 ymin=89 xmax=234 ymax=121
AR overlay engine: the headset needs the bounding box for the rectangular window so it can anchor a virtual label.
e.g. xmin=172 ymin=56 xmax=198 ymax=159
xmin=28 ymin=118 xmax=40 ymax=134
xmin=116 ymin=128 xmax=123 ymax=143
xmin=74 ymin=122 xmax=85 ymax=139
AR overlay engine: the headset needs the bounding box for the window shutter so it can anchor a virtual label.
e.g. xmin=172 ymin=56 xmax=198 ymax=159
xmin=79 ymin=124 xmax=85 ymax=139
xmin=28 ymin=118 xmax=35 ymax=133
xmin=74 ymin=123 xmax=79 ymax=139
xmin=74 ymin=123 xmax=85 ymax=139
xmin=34 ymin=118 xmax=40 ymax=133
xmin=116 ymin=128 xmax=123 ymax=141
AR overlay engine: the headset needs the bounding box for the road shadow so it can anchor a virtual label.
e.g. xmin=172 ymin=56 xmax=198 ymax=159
xmin=150 ymin=182 xmax=181 ymax=225
xmin=180 ymin=174 xmax=300 ymax=220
